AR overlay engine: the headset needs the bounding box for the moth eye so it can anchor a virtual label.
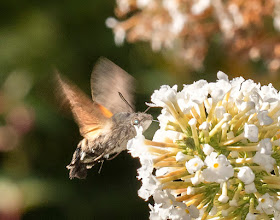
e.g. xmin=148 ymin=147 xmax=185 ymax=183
xmin=133 ymin=119 xmax=139 ymax=125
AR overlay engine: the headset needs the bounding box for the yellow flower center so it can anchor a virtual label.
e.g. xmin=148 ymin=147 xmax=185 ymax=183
xmin=213 ymin=163 xmax=219 ymax=168
xmin=194 ymin=163 xmax=198 ymax=167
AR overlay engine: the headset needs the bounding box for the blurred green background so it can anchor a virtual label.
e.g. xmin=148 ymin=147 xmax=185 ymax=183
xmin=0 ymin=1 xmax=280 ymax=220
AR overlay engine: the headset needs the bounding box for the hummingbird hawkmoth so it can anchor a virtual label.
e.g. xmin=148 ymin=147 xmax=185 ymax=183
xmin=56 ymin=58 xmax=153 ymax=179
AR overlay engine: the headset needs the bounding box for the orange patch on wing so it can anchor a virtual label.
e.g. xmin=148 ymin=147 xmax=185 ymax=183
xmin=98 ymin=104 xmax=113 ymax=118
xmin=82 ymin=126 xmax=101 ymax=135
xmin=81 ymin=126 xmax=103 ymax=141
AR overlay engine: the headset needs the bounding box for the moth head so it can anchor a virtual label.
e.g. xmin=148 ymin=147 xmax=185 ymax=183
xmin=131 ymin=112 xmax=153 ymax=132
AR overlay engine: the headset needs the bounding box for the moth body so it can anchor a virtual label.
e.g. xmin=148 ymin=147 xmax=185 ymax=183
xmin=67 ymin=112 xmax=152 ymax=179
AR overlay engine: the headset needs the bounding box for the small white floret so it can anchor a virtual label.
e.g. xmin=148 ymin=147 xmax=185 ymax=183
xmin=257 ymin=138 xmax=272 ymax=155
xmin=188 ymin=118 xmax=197 ymax=126
xmin=215 ymin=106 xmax=226 ymax=119
xmin=253 ymin=152 xmax=276 ymax=173
xmin=176 ymin=151 xmax=188 ymax=162
xmin=245 ymin=213 xmax=256 ymax=220
xmin=256 ymin=193 xmax=275 ymax=215
xmin=217 ymin=71 xmax=229 ymax=81
xmin=202 ymin=152 xmax=234 ymax=183
xmin=199 ymin=121 xmax=210 ymax=130
xmin=237 ymin=166 xmax=255 ymax=184
xmin=223 ymin=113 xmax=232 ymax=121
xmin=151 ymin=85 xmax=178 ymax=107
xmin=187 ymin=186 xmax=195 ymax=195
xmin=229 ymin=199 xmax=238 ymax=207
xmin=202 ymin=144 xmax=214 ymax=155
xmin=210 ymin=89 xmax=225 ymax=103
xmin=240 ymin=101 xmax=255 ymax=112
xmin=127 ymin=126 xmax=146 ymax=158
xmin=227 ymin=131 xmax=235 ymax=139
xmin=187 ymin=205 xmax=199 ymax=218
xmin=191 ymin=170 xmax=204 ymax=185
xmin=257 ymin=110 xmax=273 ymax=126
xmin=185 ymin=156 xmax=204 ymax=174
xmin=218 ymin=195 xmax=229 ymax=203
xmin=155 ymin=167 xmax=169 ymax=177
xmin=244 ymin=123 xmax=259 ymax=142
xmin=138 ymin=175 xmax=160 ymax=201
xmin=222 ymin=122 xmax=229 ymax=130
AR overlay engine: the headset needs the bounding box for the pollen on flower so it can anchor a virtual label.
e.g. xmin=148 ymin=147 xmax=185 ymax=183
xmin=128 ymin=72 xmax=280 ymax=219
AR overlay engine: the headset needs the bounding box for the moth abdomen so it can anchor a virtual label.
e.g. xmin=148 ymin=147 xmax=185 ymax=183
xmin=67 ymin=147 xmax=88 ymax=179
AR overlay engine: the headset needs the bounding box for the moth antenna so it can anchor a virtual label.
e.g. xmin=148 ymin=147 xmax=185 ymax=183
xmin=143 ymin=106 xmax=151 ymax=113
xmin=152 ymin=119 xmax=159 ymax=123
xmin=118 ymin=92 xmax=134 ymax=111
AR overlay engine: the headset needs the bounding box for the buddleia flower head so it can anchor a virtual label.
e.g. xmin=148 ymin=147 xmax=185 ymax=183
xmin=128 ymin=72 xmax=280 ymax=219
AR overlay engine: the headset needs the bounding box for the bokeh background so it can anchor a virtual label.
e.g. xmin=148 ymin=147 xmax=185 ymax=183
xmin=0 ymin=0 xmax=280 ymax=219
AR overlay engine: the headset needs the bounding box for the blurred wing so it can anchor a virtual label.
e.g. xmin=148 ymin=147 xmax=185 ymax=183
xmin=56 ymin=72 xmax=113 ymax=139
xmin=91 ymin=57 xmax=135 ymax=113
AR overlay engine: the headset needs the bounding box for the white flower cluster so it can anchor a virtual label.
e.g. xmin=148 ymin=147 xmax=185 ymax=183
xmin=128 ymin=72 xmax=280 ymax=219
xmin=107 ymin=0 xmax=280 ymax=72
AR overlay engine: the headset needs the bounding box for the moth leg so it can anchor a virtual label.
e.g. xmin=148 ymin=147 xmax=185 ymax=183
xmin=107 ymin=151 xmax=122 ymax=160
xmin=92 ymin=152 xmax=106 ymax=162
xmin=98 ymin=160 xmax=105 ymax=174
